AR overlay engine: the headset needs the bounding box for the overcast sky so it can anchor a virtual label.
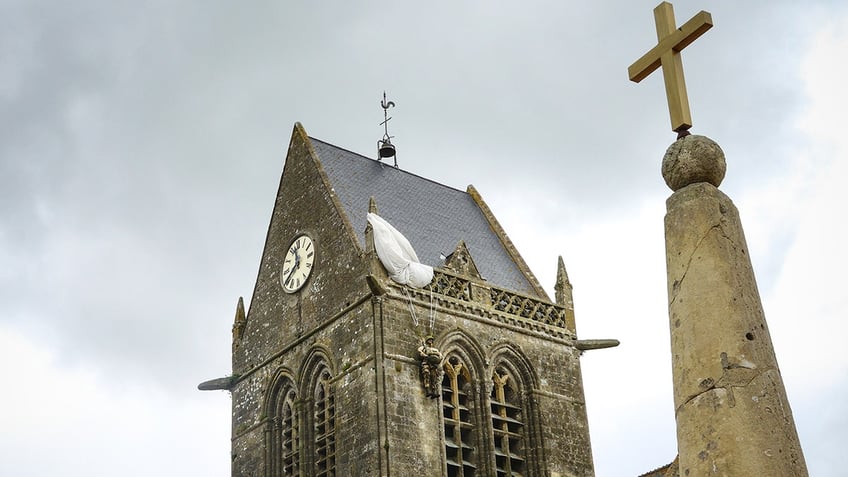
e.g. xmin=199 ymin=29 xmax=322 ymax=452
xmin=2 ymin=1 xmax=846 ymax=475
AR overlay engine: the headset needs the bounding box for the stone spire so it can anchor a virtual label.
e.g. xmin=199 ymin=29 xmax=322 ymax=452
xmin=365 ymin=196 xmax=378 ymax=255
xmin=662 ymin=135 xmax=807 ymax=476
xmin=231 ymin=296 xmax=246 ymax=351
xmin=554 ymin=255 xmax=576 ymax=333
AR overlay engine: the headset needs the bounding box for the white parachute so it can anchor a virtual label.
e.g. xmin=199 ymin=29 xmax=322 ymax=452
xmin=367 ymin=213 xmax=434 ymax=288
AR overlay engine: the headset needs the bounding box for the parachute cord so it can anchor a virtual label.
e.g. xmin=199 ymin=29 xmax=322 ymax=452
xmin=401 ymin=287 xmax=419 ymax=327
xmin=428 ymin=288 xmax=436 ymax=334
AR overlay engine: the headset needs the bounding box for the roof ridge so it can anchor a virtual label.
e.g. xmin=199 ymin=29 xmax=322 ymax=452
xmin=308 ymin=136 xmax=468 ymax=195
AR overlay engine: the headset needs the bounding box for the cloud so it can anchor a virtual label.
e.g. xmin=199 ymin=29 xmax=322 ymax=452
xmin=757 ymin=10 xmax=848 ymax=476
xmin=766 ymin=8 xmax=848 ymax=389
xmin=1 ymin=1 xmax=846 ymax=475
xmin=0 ymin=327 xmax=231 ymax=477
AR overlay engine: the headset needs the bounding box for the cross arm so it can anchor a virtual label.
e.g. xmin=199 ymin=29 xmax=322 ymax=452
xmin=628 ymin=10 xmax=713 ymax=83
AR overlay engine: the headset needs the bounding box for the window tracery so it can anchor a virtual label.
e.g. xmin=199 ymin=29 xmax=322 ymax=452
xmin=491 ymin=367 xmax=526 ymax=476
xmin=442 ymin=357 xmax=477 ymax=476
xmin=313 ymin=368 xmax=335 ymax=477
xmin=280 ymin=388 xmax=299 ymax=475
xmin=266 ymin=377 xmax=299 ymax=477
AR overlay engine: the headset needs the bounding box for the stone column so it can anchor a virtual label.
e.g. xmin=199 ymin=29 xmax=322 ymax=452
xmin=662 ymin=135 xmax=807 ymax=476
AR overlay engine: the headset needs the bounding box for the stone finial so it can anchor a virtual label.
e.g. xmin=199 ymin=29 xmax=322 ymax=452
xmin=555 ymin=256 xmax=577 ymax=334
xmin=554 ymin=256 xmax=573 ymax=307
xmin=232 ymin=296 xmax=246 ymax=348
xmin=365 ymin=197 xmax=378 ymax=254
xmin=661 ymin=134 xmax=726 ymax=191
xmin=234 ymin=296 xmax=245 ymax=325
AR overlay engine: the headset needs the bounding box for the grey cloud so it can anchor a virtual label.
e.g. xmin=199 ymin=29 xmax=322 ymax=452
xmin=0 ymin=0 xmax=844 ymax=475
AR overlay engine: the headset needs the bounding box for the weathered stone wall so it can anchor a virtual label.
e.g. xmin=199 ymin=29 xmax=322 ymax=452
xmin=234 ymin=125 xmax=370 ymax=375
xmin=231 ymin=300 xmax=380 ymax=476
xmin=231 ymin=125 xmax=379 ymax=476
xmin=374 ymin=296 xmax=445 ymax=474
xmin=378 ymin=286 xmax=595 ymax=477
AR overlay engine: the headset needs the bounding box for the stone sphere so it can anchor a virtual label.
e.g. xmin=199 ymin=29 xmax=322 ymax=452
xmin=661 ymin=135 xmax=726 ymax=191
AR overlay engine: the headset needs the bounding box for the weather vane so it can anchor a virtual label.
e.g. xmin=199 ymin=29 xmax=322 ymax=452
xmin=377 ymin=91 xmax=397 ymax=166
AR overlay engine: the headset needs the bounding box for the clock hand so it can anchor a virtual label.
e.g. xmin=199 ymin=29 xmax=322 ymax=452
xmin=285 ymin=252 xmax=300 ymax=286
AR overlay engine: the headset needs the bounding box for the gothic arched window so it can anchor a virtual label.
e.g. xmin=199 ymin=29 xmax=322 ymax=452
xmin=280 ymin=387 xmax=299 ymax=475
xmin=491 ymin=366 xmax=526 ymax=476
xmin=313 ymin=368 xmax=335 ymax=477
xmin=265 ymin=376 xmax=299 ymax=477
xmin=442 ymin=357 xmax=477 ymax=477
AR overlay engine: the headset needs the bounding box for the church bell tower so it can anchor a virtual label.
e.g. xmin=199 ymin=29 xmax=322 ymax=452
xmin=203 ymin=122 xmax=604 ymax=476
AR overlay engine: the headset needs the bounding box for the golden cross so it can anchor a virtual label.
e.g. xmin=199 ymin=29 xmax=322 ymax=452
xmin=628 ymin=2 xmax=713 ymax=133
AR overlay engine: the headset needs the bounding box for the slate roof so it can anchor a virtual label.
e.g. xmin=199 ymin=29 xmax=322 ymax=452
xmin=309 ymin=137 xmax=537 ymax=295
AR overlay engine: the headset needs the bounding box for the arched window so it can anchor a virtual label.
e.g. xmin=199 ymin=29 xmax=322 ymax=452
xmin=280 ymin=388 xmax=299 ymax=475
xmin=442 ymin=357 xmax=477 ymax=477
xmin=491 ymin=366 xmax=526 ymax=476
xmin=313 ymin=367 xmax=335 ymax=477
xmin=265 ymin=375 xmax=299 ymax=477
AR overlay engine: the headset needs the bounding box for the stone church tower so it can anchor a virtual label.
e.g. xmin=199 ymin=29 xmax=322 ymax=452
xmin=207 ymin=122 xmax=599 ymax=476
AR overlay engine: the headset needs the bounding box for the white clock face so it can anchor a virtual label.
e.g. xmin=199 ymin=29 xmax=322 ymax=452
xmin=281 ymin=235 xmax=315 ymax=293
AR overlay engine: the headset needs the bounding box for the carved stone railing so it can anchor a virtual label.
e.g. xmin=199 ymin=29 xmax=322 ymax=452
xmin=421 ymin=268 xmax=569 ymax=332
xmin=424 ymin=269 xmax=472 ymax=302
xmin=489 ymin=288 xmax=567 ymax=329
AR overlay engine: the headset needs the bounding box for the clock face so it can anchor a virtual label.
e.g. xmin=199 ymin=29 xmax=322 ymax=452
xmin=281 ymin=235 xmax=315 ymax=293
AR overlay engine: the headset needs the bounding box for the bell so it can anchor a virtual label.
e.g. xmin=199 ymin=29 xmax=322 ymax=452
xmin=378 ymin=139 xmax=396 ymax=158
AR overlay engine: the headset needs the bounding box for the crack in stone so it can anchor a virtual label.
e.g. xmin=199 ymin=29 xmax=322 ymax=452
xmin=679 ymin=351 xmax=765 ymax=411
xmin=678 ymin=371 xmax=759 ymax=412
xmin=678 ymin=362 xmax=774 ymax=414
xmin=669 ymin=223 xmax=722 ymax=307
xmin=669 ymin=208 xmax=739 ymax=308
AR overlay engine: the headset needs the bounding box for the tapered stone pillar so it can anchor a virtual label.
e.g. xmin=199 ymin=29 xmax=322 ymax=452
xmin=662 ymin=135 xmax=807 ymax=476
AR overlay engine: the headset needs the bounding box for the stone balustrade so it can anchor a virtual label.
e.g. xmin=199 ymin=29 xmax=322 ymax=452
xmin=417 ymin=268 xmax=569 ymax=333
